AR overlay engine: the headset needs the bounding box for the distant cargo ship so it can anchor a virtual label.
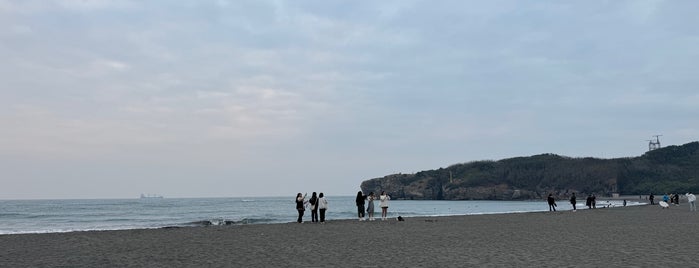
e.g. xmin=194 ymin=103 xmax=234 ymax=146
xmin=140 ymin=194 xmax=164 ymax=199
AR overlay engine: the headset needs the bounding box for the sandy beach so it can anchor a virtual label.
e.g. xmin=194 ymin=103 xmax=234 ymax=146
xmin=1 ymin=203 xmax=697 ymax=267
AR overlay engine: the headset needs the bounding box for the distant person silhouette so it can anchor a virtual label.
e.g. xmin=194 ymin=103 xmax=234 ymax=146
xmin=570 ymin=193 xmax=577 ymax=211
xmin=547 ymin=194 xmax=557 ymax=211
xmin=592 ymin=194 xmax=596 ymax=209
xmin=356 ymin=191 xmax=366 ymax=221
xmin=295 ymin=193 xmax=307 ymax=223
xmin=309 ymin=192 xmax=319 ymax=223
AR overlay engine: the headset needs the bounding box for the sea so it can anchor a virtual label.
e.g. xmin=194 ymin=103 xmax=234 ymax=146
xmin=0 ymin=196 xmax=645 ymax=235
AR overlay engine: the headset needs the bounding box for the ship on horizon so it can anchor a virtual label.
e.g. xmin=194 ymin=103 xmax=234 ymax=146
xmin=140 ymin=193 xmax=164 ymax=199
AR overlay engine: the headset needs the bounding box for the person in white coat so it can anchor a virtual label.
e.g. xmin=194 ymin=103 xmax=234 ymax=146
xmin=379 ymin=191 xmax=390 ymax=220
xmin=686 ymin=192 xmax=696 ymax=212
xmin=317 ymin=192 xmax=329 ymax=223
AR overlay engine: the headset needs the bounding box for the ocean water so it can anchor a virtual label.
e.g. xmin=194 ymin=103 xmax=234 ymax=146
xmin=0 ymin=196 xmax=644 ymax=235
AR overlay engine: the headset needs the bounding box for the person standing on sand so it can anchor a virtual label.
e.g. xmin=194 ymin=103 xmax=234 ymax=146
xmin=591 ymin=194 xmax=596 ymax=209
xmin=547 ymin=194 xmax=557 ymax=211
xmin=318 ymin=192 xmax=328 ymax=223
xmin=570 ymin=193 xmax=577 ymax=211
xmin=379 ymin=191 xmax=390 ymax=220
xmin=367 ymin=192 xmax=376 ymax=221
xmin=686 ymin=193 xmax=696 ymax=212
xmin=649 ymin=193 xmax=655 ymax=205
xmin=356 ymin=191 xmax=366 ymax=221
xmin=296 ymin=193 xmax=307 ymax=223
xmin=309 ymin=192 xmax=319 ymax=223
xmin=586 ymin=194 xmax=593 ymax=209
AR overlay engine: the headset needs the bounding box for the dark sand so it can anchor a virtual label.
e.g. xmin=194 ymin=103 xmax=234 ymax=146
xmin=1 ymin=204 xmax=697 ymax=267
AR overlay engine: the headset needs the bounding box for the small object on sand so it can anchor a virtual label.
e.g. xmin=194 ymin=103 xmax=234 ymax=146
xmin=397 ymin=216 xmax=404 ymax=221
xmin=659 ymin=201 xmax=669 ymax=209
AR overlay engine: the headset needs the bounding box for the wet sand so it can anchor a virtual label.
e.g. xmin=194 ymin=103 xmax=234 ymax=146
xmin=1 ymin=204 xmax=697 ymax=267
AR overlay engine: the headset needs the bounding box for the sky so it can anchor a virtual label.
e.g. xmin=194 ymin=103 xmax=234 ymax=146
xmin=1 ymin=0 xmax=698 ymax=199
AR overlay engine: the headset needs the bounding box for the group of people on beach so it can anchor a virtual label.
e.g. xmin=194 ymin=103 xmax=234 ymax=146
xmin=549 ymin=191 xmax=698 ymax=212
xmin=355 ymin=191 xmax=391 ymax=221
xmin=662 ymin=193 xmax=681 ymax=206
xmin=295 ymin=192 xmax=328 ymax=223
xmin=549 ymin=193 xmax=605 ymax=211
xmin=655 ymin=192 xmax=697 ymax=211
xmin=294 ymin=191 xmax=392 ymax=223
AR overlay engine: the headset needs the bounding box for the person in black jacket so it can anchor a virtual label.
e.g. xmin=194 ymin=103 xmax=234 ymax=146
xmin=295 ymin=193 xmax=307 ymax=223
xmin=356 ymin=191 xmax=366 ymax=221
xmin=547 ymin=194 xmax=557 ymax=212
xmin=309 ymin=192 xmax=319 ymax=223
xmin=570 ymin=193 xmax=577 ymax=211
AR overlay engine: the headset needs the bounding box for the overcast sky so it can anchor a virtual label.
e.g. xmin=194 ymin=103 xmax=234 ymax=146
xmin=1 ymin=0 xmax=698 ymax=199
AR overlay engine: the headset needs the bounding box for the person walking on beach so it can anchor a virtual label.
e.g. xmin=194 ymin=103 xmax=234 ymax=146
xmin=570 ymin=193 xmax=577 ymax=211
xmin=366 ymin=192 xmax=376 ymax=221
xmin=379 ymin=191 xmax=390 ymax=220
xmin=296 ymin=193 xmax=307 ymax=223
xmin=686 ymin=192 xmax=696 ymax=212
xmin=309 ymin=192 xmax=319 ymax=223
xmin=586 ymin=194 xmax=593 ymax=209
xmin=547 ymin=194 xmax=557 ymax=212
xmin=318 ymin=192 xmax=328 ymax=223
xmin=356 ymin=191 xmax=366 ymax=221
xmin=649 ymin=193 xmax=655 ymax=205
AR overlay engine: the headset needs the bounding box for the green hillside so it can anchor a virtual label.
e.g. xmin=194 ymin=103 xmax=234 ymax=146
xmin=360 ymin=141 xmax=699 ymax=200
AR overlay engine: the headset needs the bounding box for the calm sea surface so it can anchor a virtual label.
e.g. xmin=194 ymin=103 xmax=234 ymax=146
xmin=0 ymin=196 xmax=643 ymax=235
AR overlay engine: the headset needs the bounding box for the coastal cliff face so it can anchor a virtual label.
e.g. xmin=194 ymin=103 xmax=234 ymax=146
xmin=360 ymin=141 xmax=699 ymax=200
xmin=360 ymin=174 xmax=542 ymax=200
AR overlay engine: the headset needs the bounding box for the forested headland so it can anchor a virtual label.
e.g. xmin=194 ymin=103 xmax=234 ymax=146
xmin=360 ymin=141 xmax=699 ymax=200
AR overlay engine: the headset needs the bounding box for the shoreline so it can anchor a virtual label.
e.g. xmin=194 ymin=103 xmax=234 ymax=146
xmin=2 ymin=204 xmax=697 ymax=266
xmin=0 ymin=199 xmax=648 ymax=236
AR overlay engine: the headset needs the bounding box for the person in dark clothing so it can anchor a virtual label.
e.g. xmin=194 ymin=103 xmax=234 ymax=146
xmin=308 ymin=192 xmax=318 ymax=223
xmin=591 ymin=194 xmax=597 ymax=209
xmin=673 ymin=193 xmax=680 ymax=205
xmin=547 ymin=194 xmax=557 ymax=211
xmin=570 ymin=193 xmax=577 ymax=211
xmin=295 ymin=193 xmax=307 ymax=223
xmin=649 ymin=193 xmax=655 ymax=205
xmin=355 ymin=191 xmax=366 ymax=221
xmin=586 ymin=194 xmax=593 ymax=209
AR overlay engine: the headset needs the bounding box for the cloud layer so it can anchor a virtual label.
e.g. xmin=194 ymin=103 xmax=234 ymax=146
xmin=1 ymin=0 xmax=698 ymax=199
